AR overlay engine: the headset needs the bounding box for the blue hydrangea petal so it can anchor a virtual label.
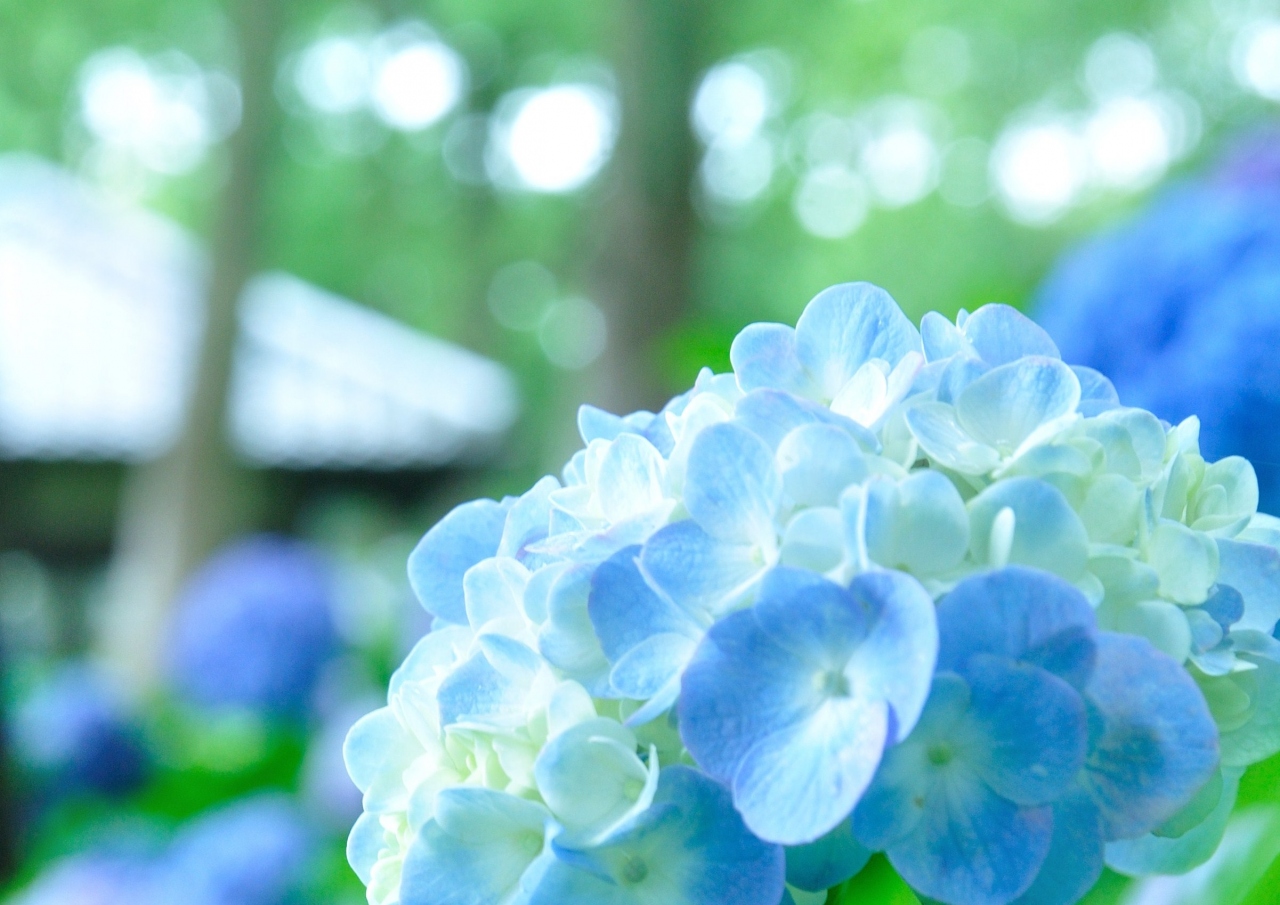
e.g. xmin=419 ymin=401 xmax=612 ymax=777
xmin=1073 ymin=367 xmax=1121 ymax=417
xmin=921 ymin=311 xmax=969 ymax=362
xmin=464 ymin=557 xmax=532 ymax=636
xmin=961 ymin=304 xmax=1060 ymax=366
xmin=498 ymin=476 xmax=561 ymax=562
xmin=753 ymin=567 xmax=868 ymax=667
xmin=408 ymin=498 xmax=509 ymax=624
xmin=610 ymin=633 xmax=700 ymax=701
xmin=590 ymin=546 xmax=691 ymax=663
xmin=731 ymin=698 xmax=889 ymax=845
xmin=1013 ymin=792 xmax=1104 ymax=905
xmin=794 ymin=283 xmax=922 ymax=399
xmin=577 ymin=404 xmax=656 ymax=445
xmin=779 ymin=507 xmax=846 ymax=573
xmin=904 ymin=402 xmax=1001 ymax=475
xmin=784 ymin=817 xmax=872 ymax=892
xmin=684 ymin=422 xmax=782 ymax=545
xmin=852 ymin=674 xmax=969 ymax=850
xmin=936 ymin=567 xmax=1097 ymax=687
xmin=962 ymin=654 xmax=1088 ymax=806
xmin=776 ymin=423 xmax=870 ymax=508
xmin=437 ymin=642 xmax=538 ymax=729
xmin=734 ymin=388 xmax=879 ymax=452
xmin=400 ymin=788 xmax=552 ymax=905
xmin=534 ymin=766 xmax=785 ymax=905
xmin=640 ymin=520 xmax=765 ymax=615
xmin=1082 ymin=632 xmax=1220 ymax=840
xmin=886 ymin=764 xmax=1053 ymax=905
xmin=955 ymin=358 xmax=1081 ymax=453
xmin=1216 ymin=539 xmax=1280 ymax=634
xmin=844 ymin=569 xmax=938 ymax=744
xmin=730 ymin=323 xmax=816 ymax=397
xmin=968 ymin=479 xmax=1091 ymax=580
xmin=1105 ymin=768 xmax=1243 ymax=876
xmin=539 ymin=564 xmax=611 ymax=694
xmin=678 ymin=608 xmax=825 ymax=784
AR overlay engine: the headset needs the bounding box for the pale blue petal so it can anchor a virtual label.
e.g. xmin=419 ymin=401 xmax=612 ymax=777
xmin=401 ymin=788 xmax=551 ymax=905
xmin=535 ymin=766 xmax=785 ymax=905
xmin=597 ymin=433 xmax=669 ymax=525
xmin=852 ymin=674 xmax=969 ymax=850
xmin=735 ymin=388 xmax=879 ymax=453
xmin=845 ymin=569 xmax=938 ymax=743
xmin=437 ymin=645 xmax=536 ymax=729
xmin=499 ymin=476 xmax=561 ymax=562
xmin=753 ymin=567 xmax=867 ymax=668
xmin=1217 ymin=539 xmax=1280 ymax=634
xmin=464 ymin=557 xmax=530 ymax=633
xmin=408 ymin=498 xmax=509 ymax=623
xmin=684 ymin=422 xmax=782 ymax=545
xmin=578 ymin=404 xmax=656 ymax=444
xmin=776 ymin=423 xmax=870 ymax=508
xmin=887 ymin=766 xmax=1053 ymax=905
xmin=679 ymin=608 xmax=822 ymax=783
xmin=1217 ymin=654 xmax=1280 ymax=769
xmin=968 ymin=479 xmax=1091 ymax=581
xmin=962 ymin=655 xmax=1087 ymax=806
xmin=955 ymin=358 xmax=1080 ymax=452
xmin=539 ymin=564 xmax=611 ymax=695
xmin=731 ymin=323 xmax=815 ymax=396
xmin=785 ymin=817 xmax=872 ymax=892
xmin=640 ymin=520 xmax=764 ymax=614
xmin=936 ymin=356 xmax=991 ymax=405
xmin=732 ymin=697 xmax=889 ymax=844
xmin=1073 ymin=366 xmax=1120 ymax=417
xmin=347 ymin=811 xmax=385 ymax=885
xmin=961 ymin=304 xmax=1060 ymax=366
xmin=937 ymin=567 xmax=1097 ymax=688
xmin=1082 ymin=632 xmax=1219 ymax=840
xmin=794 ymin=283 xmax=922 ymax=399
xmin=1106 ymin=768 xmax=1242 ymax=876
xmin=1013 ymin=792 xmax=1104 ymax=905
xmin=863 ymin=472 xmax=969 ymax=577
xmin=589 ymin=544 xmax=704 ymax=665
xmin=610 ymin=633 xmax=699 ymax=700
xmin=345 ymin=707 xmax=412 ymax=793
xmin=921 ymin=311 xmax=969 ymax=362
xmin=904 ymin=402 xmax=1001 ymax=475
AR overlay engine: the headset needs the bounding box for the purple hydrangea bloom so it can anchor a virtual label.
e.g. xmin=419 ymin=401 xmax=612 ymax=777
xmin=167 ymin=535 xmax=338 ymax=720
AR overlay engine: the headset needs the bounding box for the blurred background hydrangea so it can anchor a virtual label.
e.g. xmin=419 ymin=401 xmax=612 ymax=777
xmin=0 ymin=0 xmax=1278 ymax=902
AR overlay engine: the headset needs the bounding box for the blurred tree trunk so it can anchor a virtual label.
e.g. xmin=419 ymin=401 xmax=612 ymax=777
xmin=97 ymin=0 xmax=282 ymax=691
xmin=584 ymin=0 xmax=705 ymax=418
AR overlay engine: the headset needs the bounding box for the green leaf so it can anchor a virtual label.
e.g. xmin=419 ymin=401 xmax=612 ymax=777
xmin=828 ymin=854 xmax=920 ymax=905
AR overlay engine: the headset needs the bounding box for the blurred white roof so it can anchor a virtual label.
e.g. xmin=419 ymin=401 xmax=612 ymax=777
xmin=0 ymin=154 xmax=517 ymax=468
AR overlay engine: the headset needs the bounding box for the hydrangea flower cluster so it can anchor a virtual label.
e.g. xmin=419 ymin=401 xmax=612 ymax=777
xmin=345 ymin=283 xmax=1280 ymax=905
xmin=167 ymin=535 xmax=338 ymax=720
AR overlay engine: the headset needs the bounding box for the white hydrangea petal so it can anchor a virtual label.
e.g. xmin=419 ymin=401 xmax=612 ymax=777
xmin=904 ymin=402 xmax=1000 ymax=474
xmin=1102 ymin=598 xmax=1193 ymax=664
xmin=955 ymin=357 xmax=1080 ymax=453
xmin=776 ymin=423 xmax=870 ymax=509
xmin=794 ymin=283 xmax=922 ymax=400
xmin=779 ymin=507 xmax=846 ymax=574
xmin=597 ymin=434 xmax=670 ymax=525
xmin=1148 ymin=521 xmax=1219 ymax=605
xmin=863 ymin=472 xmax=969 ymax=577
xmin=464 ymin=557 xmax=534 ymax=639
xmin=1192 ymin=457 xmax=1260 ymax=535
xmin=968 ymin=477 xmax=1090 ymax=580
xmin=1217 ymin=539 xmax=1280 ymax=634
xmin=960 ymin=304 xmax=1060 ymax=366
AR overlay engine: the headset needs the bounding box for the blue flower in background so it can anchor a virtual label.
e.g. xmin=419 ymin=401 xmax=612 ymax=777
xmin=12 ymin=662 xmax=149 ymax=798
xmin=149 ymin=795 xmax=314 ymax=905
xmin=167 ymin=535 xmax=337 ymax=719
xmin=680 ymin=567 xmax=936 ymax=846
xmin=1035 ymin=168 xmax=1280 ymax=511
xmin=10 ymin=853 xmax=156 ymax=905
